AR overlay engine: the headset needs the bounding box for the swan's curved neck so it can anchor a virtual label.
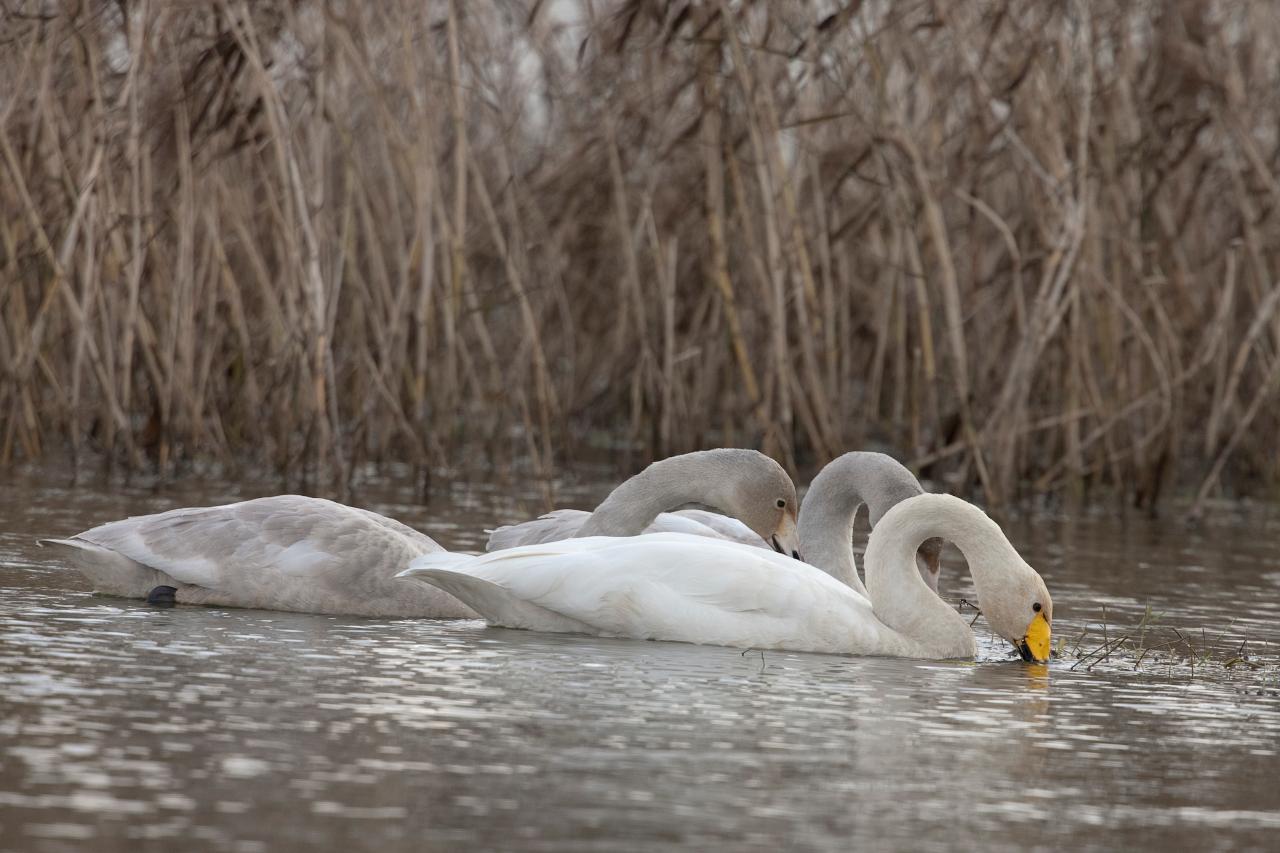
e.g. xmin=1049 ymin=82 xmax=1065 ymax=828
xmin=577 ymin=452 xmax=737 ymax=537
xmin=798 ymin=453 xmax=924 ymax=594
xmin=864 ymin=495 xmax=1012 ymax=658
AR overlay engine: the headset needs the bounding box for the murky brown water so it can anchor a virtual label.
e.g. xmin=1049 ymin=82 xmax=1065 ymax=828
xmin=2 ymin=470 xmax=1279 ymax=852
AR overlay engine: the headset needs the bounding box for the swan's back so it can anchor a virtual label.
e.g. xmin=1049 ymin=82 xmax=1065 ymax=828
xmin=485 ymin=509 xmax=592 ymax=550
xmin=407 ymin=533 xmax=891 ymax=654
xmin=44 ymin=495 xmax=469 ymax=618
xmin=485 ymin=509 xmax=765 ymax=551
xmin=667 ymin=510 xmax=767 ymax=547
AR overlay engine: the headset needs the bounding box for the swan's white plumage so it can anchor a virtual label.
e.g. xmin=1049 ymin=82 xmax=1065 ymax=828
xmin=403 ymin=533 xmax=910 ymax=655
xmin=666 ymin=510 xmax=765 ymax=546
xmin=41 ymin=496 xmax=475 ymax=618
xmin=402 ymin=494 xmax=1051 ymax=660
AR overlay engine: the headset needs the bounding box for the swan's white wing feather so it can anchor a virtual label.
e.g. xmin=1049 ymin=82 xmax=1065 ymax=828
xmin=406 ymin=533 xmax=896 ymax=655
xmin=668 ymin=510 xmax=768 ymax=547
xmin=640 ymin=513 xmax=728 ymax=538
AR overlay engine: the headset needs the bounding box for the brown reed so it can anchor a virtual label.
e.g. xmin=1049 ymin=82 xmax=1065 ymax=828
xmin=1 ymin=1 xmax=1279 ymax=507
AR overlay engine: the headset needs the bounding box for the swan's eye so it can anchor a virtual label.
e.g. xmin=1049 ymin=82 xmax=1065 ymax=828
xmin=776 ymin=499 xmax=786 ymax=508
xmin=1032 ymin=602 xmax=1043 ymax=613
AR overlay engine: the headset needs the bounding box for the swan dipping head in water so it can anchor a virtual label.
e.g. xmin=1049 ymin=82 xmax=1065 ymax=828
xmin=400 ymin=492 xmax=1052 ymax=662
xmin=865 ymin=493 xmax=1053 ymax=662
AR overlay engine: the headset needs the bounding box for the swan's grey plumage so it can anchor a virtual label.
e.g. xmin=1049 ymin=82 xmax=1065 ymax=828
xmin=797 ymin=452 xmax=944 ymax=594
xmin=487 ymin=448 xmax=798 ymax=556
xmin=40 ymin=496 xmax=473 ymax=618
xmin=41 ymin=448 xmax=799 ymax=616
xmin=490 ymin=451 xmax=942 ymax=593
xmin=486 ymin=508 xmax=767 ymax=551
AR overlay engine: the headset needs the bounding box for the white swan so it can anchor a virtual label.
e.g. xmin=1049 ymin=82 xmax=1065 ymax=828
xmin=38 ymin=449 xmax=800 ymax=617
xmin=492 ymin=450 xmax=944 ymax=593
xmin=397 ymin=493 xmax=1053 ymax=661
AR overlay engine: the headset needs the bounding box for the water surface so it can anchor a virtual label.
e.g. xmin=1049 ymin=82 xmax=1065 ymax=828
xmin=2 ymin=472 xmax=1279 ymax=852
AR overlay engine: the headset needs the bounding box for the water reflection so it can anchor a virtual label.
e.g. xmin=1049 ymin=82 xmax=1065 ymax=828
xmin=1 ymin=472 xmax=1279 ymax=851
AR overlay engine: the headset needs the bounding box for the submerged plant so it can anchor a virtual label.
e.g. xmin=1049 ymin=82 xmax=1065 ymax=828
xmin=1062 ymin=605 xmax=1277 ymax=687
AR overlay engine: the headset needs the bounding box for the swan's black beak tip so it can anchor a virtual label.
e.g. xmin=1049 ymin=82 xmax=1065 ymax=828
xmin=1016 ymin=639 xmax=1047 ymax=663
xmin=770 ymin=536 xmax=801 ymax=561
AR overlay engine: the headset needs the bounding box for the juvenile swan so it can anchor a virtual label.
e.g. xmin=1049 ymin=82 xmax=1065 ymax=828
xmin=797 ymin=452 xmax=944 ymax=594
xmin=487 ymin=448 xmax=801 ymax=557
xmin=492 ymin=451 xmax=944 ymax=593
xmin=39 ymin=449 xmax=800 ymax=617
xmin=487 ymin=507 xmax=768 ymax=551
xmin=40 ymin=497 xmax=466 ymax=618
xmin=398 ymin=494 xmax=1053 ymax=661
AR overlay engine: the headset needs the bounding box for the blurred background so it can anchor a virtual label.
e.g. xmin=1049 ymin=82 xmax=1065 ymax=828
xmin=2 ymin=0 xmax=1278 ymax=510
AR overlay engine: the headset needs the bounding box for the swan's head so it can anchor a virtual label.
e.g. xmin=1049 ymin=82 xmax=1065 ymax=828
xmin=979 ymin=563 xmax=1053 ymax=663
xmin=744 ymin=493 xmax=800 ymax=562
xmin=720 ymin=454 xmax=801 ymax=560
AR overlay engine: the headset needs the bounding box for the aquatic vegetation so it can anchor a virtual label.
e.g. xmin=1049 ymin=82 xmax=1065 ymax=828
xmin=959 ymin=594 xmax=1278 ymax=691
xmin=2 ymin=2 xmax=1280 ymax=510
xmin=1060 ymin=605 xmax=1280 ymax=690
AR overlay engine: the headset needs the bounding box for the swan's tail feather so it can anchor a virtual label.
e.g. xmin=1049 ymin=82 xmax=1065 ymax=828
xmin=398 ymin=556 xmax=597 ymax=635
xmin=406 ymin=551 xmax=477 ymax=574
xmin=37 ymin=537 xmax=85 ymax=551
xmin=37 ymin=537 xmax=166 ymax=598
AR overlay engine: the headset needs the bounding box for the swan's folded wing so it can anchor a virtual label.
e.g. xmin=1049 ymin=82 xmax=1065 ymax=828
xmin=74 ymin=495 xmax=441 ymax=589
xmin=667 ymin=510 xmax=768 ymax=548
xmin=485 ymin=509 xmax=592 ymax=551
xmin=349 ymin=506 xmax=444 ymax=552
xmin=487 ymin=508 xmax=763 ymax=551
xmin=411 ymin=533 xmax=884 ymax=653
xmin=640 ymin=512 xmax=734 ymax=539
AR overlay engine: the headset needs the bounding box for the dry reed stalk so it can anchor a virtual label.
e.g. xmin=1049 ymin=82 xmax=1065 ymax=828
xmin=0 ymin=1 xmax=1278 ymax=507
xmin=720 ymin=5 xmax=835 ymax=460
xmin=699 ymin=52 xmax=766 ymax=438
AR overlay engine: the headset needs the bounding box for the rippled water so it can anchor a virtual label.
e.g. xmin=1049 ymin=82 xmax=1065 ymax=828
xmin=2 ymin=471 xmax=1279 ymax=852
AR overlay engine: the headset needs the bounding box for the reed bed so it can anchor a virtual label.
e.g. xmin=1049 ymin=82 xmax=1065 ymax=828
xmin=2 ymin=1 xmax=1279 ymax=507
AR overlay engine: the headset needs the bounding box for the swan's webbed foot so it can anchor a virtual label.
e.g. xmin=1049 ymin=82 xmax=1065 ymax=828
xmin=146 ymin=585 xmax=177 ymax=607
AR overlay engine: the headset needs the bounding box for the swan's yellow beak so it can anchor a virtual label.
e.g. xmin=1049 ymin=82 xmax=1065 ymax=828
xmin=1016 ymin=612 xmax=1052 ymax=663
xmin=770 ymin=510 xmax=802 ymax=561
